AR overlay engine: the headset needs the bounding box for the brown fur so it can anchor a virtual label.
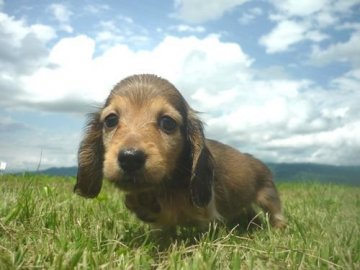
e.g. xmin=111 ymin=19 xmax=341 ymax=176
xmin=74 ymin=74 xmax=286 ymax=230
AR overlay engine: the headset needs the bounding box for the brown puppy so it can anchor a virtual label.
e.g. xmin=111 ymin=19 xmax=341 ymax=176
xmin=74 ymin=74 xmax=286 ymax=230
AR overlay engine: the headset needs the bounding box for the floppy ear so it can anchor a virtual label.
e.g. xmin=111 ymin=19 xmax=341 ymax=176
xmin=74 ymin=112 xmax=104 ymax=198
xmin=187 ymin=110 xmax=214 ymax=208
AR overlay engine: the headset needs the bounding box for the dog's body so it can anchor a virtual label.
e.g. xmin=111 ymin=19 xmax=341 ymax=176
xmin=74 ymin=74 xmax=286 ymax=230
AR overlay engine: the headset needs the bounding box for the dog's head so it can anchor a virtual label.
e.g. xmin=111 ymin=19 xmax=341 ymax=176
xmin=74 ymin=74 xmax=214 ymax=207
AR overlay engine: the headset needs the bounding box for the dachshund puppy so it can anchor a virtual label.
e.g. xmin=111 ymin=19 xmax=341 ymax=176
xmin=74 ymin=74 xmax=286 ymax=230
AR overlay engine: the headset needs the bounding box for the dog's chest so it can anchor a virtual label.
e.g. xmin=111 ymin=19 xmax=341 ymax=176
xmin=154 ymin=191 xmax=218 ymax=227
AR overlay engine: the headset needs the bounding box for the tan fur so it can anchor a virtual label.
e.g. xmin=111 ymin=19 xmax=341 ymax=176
xmin=101 ymin=95 xmax=184 ymax=190
xmin=74 ymin=74 xmax=286 ymax=230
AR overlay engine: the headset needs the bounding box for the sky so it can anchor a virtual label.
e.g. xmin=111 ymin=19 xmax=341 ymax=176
xmin=0 ymin=0 xmax=360 ymax=172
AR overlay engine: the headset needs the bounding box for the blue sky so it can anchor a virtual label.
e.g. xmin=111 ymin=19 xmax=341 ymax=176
xmin=1 ymin=0 xmax=360 ymax=172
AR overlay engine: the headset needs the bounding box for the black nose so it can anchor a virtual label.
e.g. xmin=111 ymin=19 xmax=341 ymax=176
xmin=118 ymin=148 xmax=146 ymax=173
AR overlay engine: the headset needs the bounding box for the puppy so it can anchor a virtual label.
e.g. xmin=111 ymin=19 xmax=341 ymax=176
xmin=74 ymin=74 xmax=286 ymax=230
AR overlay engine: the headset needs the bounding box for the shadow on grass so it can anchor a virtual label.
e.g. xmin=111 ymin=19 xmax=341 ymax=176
xmin=125 ymin=217 xmax=266 ymax=252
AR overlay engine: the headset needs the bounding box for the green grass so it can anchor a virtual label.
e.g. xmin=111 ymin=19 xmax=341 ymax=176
xmin=0 ymin=175 xmax=359 ymax=269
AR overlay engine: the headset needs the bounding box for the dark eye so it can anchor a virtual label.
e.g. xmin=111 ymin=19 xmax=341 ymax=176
xmin=104 ymin=113 xmax=119 ymax=129
xmin=159 ymin=116 xmax=177 ymax=133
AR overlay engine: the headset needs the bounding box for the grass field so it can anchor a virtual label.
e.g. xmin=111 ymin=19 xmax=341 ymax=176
xmin=0 ymin=175 xmax=359 ymax=269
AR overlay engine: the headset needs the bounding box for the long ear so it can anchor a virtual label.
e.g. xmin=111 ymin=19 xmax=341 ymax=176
xmin=74 ymin=112 xmax=104 ymax=198
xmin=187 ymin=110 xmax=214 ymax=208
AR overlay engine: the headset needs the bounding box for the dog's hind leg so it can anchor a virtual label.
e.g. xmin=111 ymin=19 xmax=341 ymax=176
xmin=256 ymin=183 xmax=286 ymax=229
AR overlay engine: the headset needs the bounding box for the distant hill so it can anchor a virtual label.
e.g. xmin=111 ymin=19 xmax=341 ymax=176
xmin=268 ymin=163 xmax=360 ymax=185
xmin=35 ymin=163 xmax=359 ymax=185
xmin=38 ymin=166 xmax=77 ymax=177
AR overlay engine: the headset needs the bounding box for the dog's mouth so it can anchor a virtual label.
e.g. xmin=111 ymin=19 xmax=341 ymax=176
xmin=114 ymin=172 xmax=154 ymax=191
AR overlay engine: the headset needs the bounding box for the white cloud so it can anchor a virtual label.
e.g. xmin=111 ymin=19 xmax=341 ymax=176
xmin=260 ymin=17 xmax=330 ymax=53
xmin=192 ymin=65 xmax=360 ymax=165
xmin=118 ymin=15 xmax=134 ymax=24
xmin=84 ymin=4 xmax=110 ymax=14
xmin=0 ymin=12 xmax=55 ymax=113
xmin=0 ymin=12 xmax=56 ymax=76
xmin=0 ymin=11 xmax=57 ymax=112
xmin=238 ymin=7 xmax=263 ymax=25
xmin=174 ymin=0 xmax=249 ymax=23
xmin=305 ymin=30 xmax=328 ymax=42
xmin=314 ymin=11 xmax=338 ymax=28
xmin=269 ymin=0 xmax=327 ymax=17
xmin=49 ymin=3 xmax=73 ymax=33
xmin=256 ymin=68 xmax=360 ymax=165
xmin=262 ymin=0 xmax=359 ymax=54
xmin=20 ymin=35 xmax=96 ymax=102
xmin=96 ymin=30 xmax=122 ymax=43
xmin=171 ymin=24 xmax=206 ymax=33
xmin=201 ymin=79 xmax=314 ymax=136
xmin=336 ymin=22 xmax=360 ymax=31
xmin=30 ymin=24 xmax=57 ymax=42
xmin=20 ymin=34 xmax=252 ymax=104
xmin=259 ymin=20 xmax=308 ymax=53
xmin=330 ymin=68 xmax=360 ymax=94
xmin=333 ymin=0 xmax=360 ymax=13
xmin=311 ymin=32 xmax=360 ymax=68
xmin=0 ymin=13 xmax=30 ymax=45
xmin=49 ymin=35 xmax=95 ymax=68
xmin=265 ymin=121 xmax=360 ymax=165
xmin=269 ymin=0 xmax=359 ymax=20
xmin=95 ymin=20 xmax=124 ymax=45
xmin=94 ymin=18 xmax=149 ymax=49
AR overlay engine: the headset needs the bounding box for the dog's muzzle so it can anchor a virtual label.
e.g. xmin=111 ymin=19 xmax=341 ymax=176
xmin=118 ymin=148 xmax=147 ymax=173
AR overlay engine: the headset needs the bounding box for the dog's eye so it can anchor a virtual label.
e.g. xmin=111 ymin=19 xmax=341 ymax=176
xmin=159 ymin=116 xmax=177 ymax=133
xmin=104 ymin=113 xmax=119 ymax=129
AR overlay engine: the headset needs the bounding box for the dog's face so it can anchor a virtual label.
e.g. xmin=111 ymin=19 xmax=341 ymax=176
xmin=74 ymin=74 xmax=214 ymax=207
xmin=101 ymin=94 xmax=185 ymax=191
